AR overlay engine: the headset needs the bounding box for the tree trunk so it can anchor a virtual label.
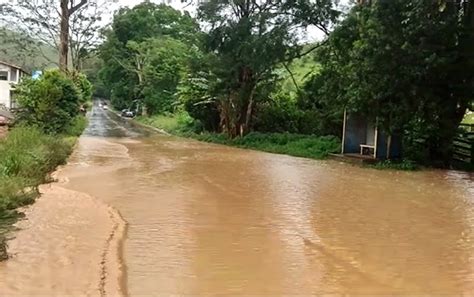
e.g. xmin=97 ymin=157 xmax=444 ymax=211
xmin=59 ymin=0 xmax=69 ymax=71
xmin=59 ymin=0 xmax=88 ymax=71
xmin=427 ymin=102 xmax=468 ymax=167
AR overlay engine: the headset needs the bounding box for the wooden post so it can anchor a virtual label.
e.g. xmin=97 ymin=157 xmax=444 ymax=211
xmin=341 ymin=109 xmax=347 ymax=154
xmin=386 ymin=135 xmax=392 ymax=159
xmin=471 ymin=140 xmax=474 ymax=165
xmin=373 ymin=120 xmax=379 ymax=159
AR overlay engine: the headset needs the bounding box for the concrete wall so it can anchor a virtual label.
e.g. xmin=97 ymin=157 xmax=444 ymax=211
xmin=0 ymin=62 xmax=23 ymax=109
xmin=0 ymin=81 xmax=11 ymax=108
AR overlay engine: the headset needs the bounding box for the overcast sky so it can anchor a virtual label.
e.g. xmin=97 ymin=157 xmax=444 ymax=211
xmin=1 ymin=0 xmax=352 ymax=42
xmin=114 ymin=0 xmax=352 ymax=42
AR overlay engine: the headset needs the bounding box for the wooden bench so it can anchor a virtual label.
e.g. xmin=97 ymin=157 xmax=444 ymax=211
xmin=360 ymin=144 xmax=375 ymax=156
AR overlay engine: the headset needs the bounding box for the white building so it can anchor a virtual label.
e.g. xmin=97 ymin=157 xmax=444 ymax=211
xmin=0 ymin=61 xmax=28 ymax=110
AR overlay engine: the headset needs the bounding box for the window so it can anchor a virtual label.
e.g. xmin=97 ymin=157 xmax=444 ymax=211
xmin=10 ymin=69 xmax=17 ymax=82
xmin=0 ymin=71 xmax=8 ymax=81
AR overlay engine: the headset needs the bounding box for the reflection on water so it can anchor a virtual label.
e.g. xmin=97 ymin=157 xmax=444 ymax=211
xmin=2 ymin=105 xmax=474 ymax=296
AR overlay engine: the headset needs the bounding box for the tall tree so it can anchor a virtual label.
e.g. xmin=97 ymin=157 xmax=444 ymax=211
xmin=99 ymin=2 xmax=199 ymax=112
xmin=197 ymin=0 xmax=339 ymax=137
xmin=59 ymin=0 xmax=89 ymax=70
xmin=0 ymin=0 xmax=116 ymax=70
xmin=312 ymin=0 xmax=474 ymax=165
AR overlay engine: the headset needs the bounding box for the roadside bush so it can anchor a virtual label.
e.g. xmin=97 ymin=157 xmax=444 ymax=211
xmin=0 ymin=127 xmax=74 ymax=214
xmin=137 ymin=112 xmax=196 ymax=134
xmin=253 ymin=94 xmax=301 ymax=133
xmin=64 ymin=116 xmax=88 ymax=137
xmin=183 ymin=98 xmax=220 ymax=132
xmin=15 ymin=70 xmax=82 ymax=134
xmin=71 ymin=72 xmax=93 ymax=103
xmin=194 ymin=132 xmax=341 ymax=159
xmin=371 ymin=159 xmax=418 ymax=171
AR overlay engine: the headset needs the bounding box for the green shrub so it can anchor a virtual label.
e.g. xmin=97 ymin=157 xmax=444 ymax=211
xmin=71 ymin=72 xmax=93 ymax=103
xmin=183 ymin=98 xmax=220 ymax=132
xmin=193 ymin=132 xmax=341 ymax=160
xmin=137 ymin=112 xmax=197 ymax=134
xmin=65 ymin=116 xmax=88 ymax=137
xmin=371 ymin=159 xmax=418 ymax=171
xmin=15 ymin=70 xmax=83 ymax=134
xmin=0 ymin=127 xmax=75 ymax=215
xmin=253 ymin=94 xmax=301 ymax=134
xmin=0 ymin=126 xmax=79 ymax=260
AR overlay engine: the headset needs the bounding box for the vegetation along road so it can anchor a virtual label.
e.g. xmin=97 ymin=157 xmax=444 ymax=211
xmin=1 ymin=103 xmax=472 ymax=296
xmin=0 ymin=0 xmax=473 ymax=296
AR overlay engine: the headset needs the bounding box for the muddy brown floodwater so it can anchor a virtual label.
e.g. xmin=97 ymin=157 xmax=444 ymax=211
xmin=1 ymin=104 xmax=474 ymax=296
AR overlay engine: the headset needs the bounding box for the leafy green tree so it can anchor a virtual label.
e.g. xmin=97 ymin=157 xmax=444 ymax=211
xmin=0 ymin=0 xmax=116 ymax=70
xmin=130 ymin=37 xmax=189 ymax=114
xmin=71 ymin=72 xmax=93 ymax=103
xmin=177 ymin=49 xmax=221 ymax=132
xmin=197 ymin=0 xmax=339 ymax=137
xmin=312 ymin=0 xmax=474 ymax=165
xmin=15 ymin=70 xmax=82 ymax=134
xmin=99 ymin=2 xmax=199 ymax=113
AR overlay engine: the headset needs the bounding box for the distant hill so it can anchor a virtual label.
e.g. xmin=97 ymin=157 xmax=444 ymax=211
xmin=0 ymin=27 xmax=58 ymax=72
xmin=281 ymin=44 xmax=321 ymax=94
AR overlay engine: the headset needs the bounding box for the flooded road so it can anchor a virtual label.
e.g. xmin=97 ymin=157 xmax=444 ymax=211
xmin=2 ymin=104 xmax=474 ymax=296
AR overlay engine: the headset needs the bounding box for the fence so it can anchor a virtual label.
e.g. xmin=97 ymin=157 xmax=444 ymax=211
xmin=453 ymin=123 xmax=474 ymax=166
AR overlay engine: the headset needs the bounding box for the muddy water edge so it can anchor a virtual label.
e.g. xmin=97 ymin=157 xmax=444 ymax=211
xmin=1 ymin=106 xmax=474 ymax=296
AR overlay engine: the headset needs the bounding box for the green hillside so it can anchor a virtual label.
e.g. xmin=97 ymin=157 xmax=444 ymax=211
xmin=281 ymin=45 xmax=321 ymax=94
xmin=0 ymin=27 xmax=58 ymax=72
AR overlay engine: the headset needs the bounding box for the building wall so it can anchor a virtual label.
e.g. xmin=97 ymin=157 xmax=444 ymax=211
xmin=0 ymin=81 xmax=11 ymax=108
xmin=343 ymin=113 xmax=368 ymax=154
xmin=0 ymin=62 xmax=23 ymax=109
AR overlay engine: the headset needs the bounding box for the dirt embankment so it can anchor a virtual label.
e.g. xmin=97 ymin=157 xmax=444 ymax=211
xmin=0 ymin=168 xmax=127 ymax=297
xmin=0 ymin=125 xmax=8 ymax=139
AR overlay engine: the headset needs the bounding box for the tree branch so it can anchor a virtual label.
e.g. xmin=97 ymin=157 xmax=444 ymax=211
xmin=283 ymin=62 xmax=300 ymax=92
xmin=69 ymin=0 xmax=88 ymax=16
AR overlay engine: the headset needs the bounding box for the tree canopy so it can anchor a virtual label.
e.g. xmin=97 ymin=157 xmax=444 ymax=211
xmin=99 ymin=2 xmax=200 ymax=113
xmin=307 ymin=0 xmax=474 ymax=164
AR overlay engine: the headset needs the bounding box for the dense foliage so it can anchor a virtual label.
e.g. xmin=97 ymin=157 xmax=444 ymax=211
xmin=0 ymin=70 xmax=89 ymax=260
xmin=15 ymin=70 xmax=86 ymax=134
xmin=96 ymin=0 xmax=474 ymax=167
xmin=99 ymin=2 xmax=199 ymax=114
xmin=309 ymin=0 xmax=474 ymax=165
xmin=194 ymin=0 xmax=339 ymax=137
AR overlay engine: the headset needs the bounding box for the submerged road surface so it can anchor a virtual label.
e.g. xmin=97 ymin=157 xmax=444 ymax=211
xmin=2 ymin=104 xmax=474 ymax=296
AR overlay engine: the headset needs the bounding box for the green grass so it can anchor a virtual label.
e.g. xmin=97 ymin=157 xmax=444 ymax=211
xmin=136 ymin=113 xmax=195 ymax=134
xmin=137 ymin=113 xmax=341 ymax=160
xmin=0 ymin=120 xmax=85 ymax=261
xmin=281 ymin=44 xmax=321 ymax=94
xmin=191 ymin=132 xmax=341 ymax=159
xmin=370 ymin=159 xmax=418 ymax=171
xmin=65 ymin=116 xmax=88 ymax=137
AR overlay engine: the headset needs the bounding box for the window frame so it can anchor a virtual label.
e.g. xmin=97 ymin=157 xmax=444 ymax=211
xmin=0 ymin=70 xmax=9 ymax=81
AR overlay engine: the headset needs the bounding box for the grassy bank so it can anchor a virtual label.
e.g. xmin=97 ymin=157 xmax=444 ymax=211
xmin=0 ymin=117 xmax=86 ymax=260
xmin=136 ymin=113 xmax=341 ymax=160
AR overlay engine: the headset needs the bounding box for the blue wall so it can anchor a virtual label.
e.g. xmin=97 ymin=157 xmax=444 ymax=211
xmin=343 ymin=112 xmax=402 ymax=159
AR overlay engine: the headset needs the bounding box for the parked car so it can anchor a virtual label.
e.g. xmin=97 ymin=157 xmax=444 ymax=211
xmin=121 ymin=109 xmax=134 ymax=118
